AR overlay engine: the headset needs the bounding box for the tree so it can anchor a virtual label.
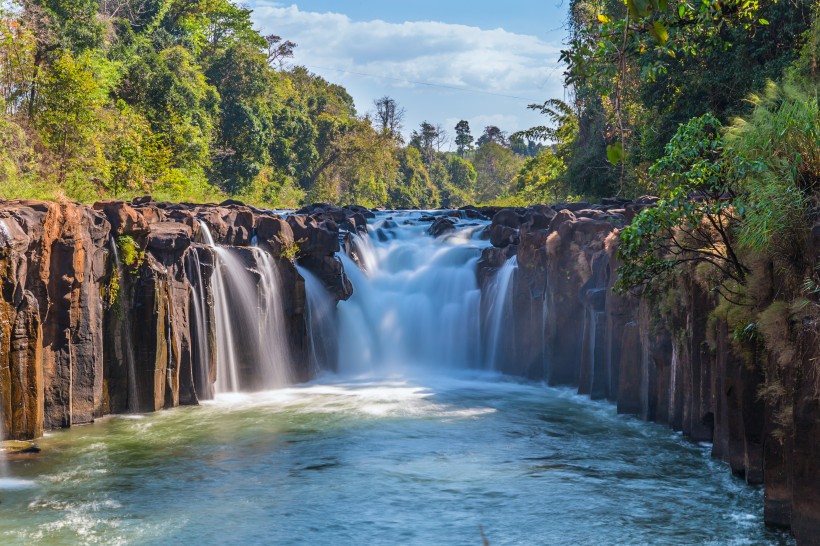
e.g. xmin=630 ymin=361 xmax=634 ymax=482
xmin=472 ymin=141 xmax=524 ymax=202
xmin=133 ymin=45 xmax=219 ymax=177
xmin=373 ymin=95 xmax=405 ymax=138
xmin=410 ymin=121 xmax=440 ymax=164
xmin=206 ymin=42 xmax=274 ymax=193
xmin=433 ymin=123 xmax=448 ymax=152
xmin=103 ymin=100 xmax=171 ymax=197
xmin=37 ymin=50 xmax=117 ymax=189
xmin=615 ymin=114 xmax=756 ymax=297
xmin=440 ymin=155 xmax=476 ymax=206
xmin=476 ymin=125 xmax=507 ymax=147
xmin=265 ymin=34 xmax=295 ymax=67
xmin=454 ymin=120 xmax=473 ymax=157
xmin=388 ymin=146 xmax=439 ymax=209
xmin=515 ymin=149 xmax=565 ymax=203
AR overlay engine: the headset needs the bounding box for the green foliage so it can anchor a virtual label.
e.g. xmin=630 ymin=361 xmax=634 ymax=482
xmin=563 ymin=0 xmax=812 ymax=199
xmin=473 ymin=141 xmax=524 ymax=203
xmin=116 ymin=235 xmax=141 ymax=267
xmin=37 ymin=50 xmax=119 ymax=194
xmin=276 ymin=235 xmax=302 ymax=262
xmin=727 ymin=82 xmax=817 ymax=265
xmin=388 ymin=147 xmax=439 ymax=209
xmin=515 ymin=149 xmax=566 ymax=203
xmin=615 ymin=114 xmax=756 ymax=293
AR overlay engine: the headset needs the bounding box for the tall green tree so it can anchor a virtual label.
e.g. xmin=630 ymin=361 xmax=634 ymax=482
xmin=454 ymin=119 xmax=473 ymax=157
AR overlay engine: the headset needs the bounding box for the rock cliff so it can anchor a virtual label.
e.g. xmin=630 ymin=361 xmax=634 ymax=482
xmin=0 ymin=197 xmax=357 ymax=437
xmin=477 ymin=202 xmax=820 ymax=543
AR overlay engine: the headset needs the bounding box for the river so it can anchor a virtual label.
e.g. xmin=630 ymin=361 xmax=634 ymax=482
xmin=0 ymin=373 xmax=792 ymax=545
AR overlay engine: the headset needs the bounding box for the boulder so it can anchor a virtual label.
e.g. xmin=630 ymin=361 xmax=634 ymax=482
xmin=429 ymin=217 xmax=456 ymax=237
xmin=287 ymin=215 xmax=340 ymax=256
xmin=490 ymin=224 xmax=519 ymax=247
xmin=93 ymin=201 xmax=149 ymax=237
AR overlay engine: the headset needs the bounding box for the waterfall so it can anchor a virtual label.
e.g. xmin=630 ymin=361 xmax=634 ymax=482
xmin=198 ymin=221 xmax=293 ymax=393
xmin=109 ymin=236 xmax=140 ymax=411
xmin=295 ymin=265 xmax=338 ymax=373
xmin=336 ymin=213 xmax=484 ymax=375
xmin=187 ymin=249 xmax=213 ymax=400
xmin=484 ymin=255 xmax=518 ymax=371
xmin=199 ymin=222 xmax=243 ymax=392
xmin=251 ymin=248 xmax=293 ymax=387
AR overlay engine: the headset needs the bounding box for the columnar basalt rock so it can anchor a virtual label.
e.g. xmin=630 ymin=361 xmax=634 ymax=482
xmin=0 ymin=197 xmax=357 ymax=440
xmin=478 ymin=199 xmax=820 ymax=541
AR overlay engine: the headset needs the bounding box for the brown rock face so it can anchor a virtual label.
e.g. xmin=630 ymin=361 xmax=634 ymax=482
xmin=0 ymin=198 xmax=351 ymax=439
xmin=478 ymin=199 xmax=820 ymax=538
xmin=288 ymin=211 xmax=353 ymax=302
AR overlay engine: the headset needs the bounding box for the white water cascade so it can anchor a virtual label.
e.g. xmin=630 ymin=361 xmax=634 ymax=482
xmin=295 ymin=265 xmax=338 ymax=374
xmin=251 ymin=247 xmax=293 ymax=387
xmin=334 ymin=212 xmax=487 ymax=375
xmin=484 ymin=255 xmax=518 ymax=370
xmin=198 ymin=221 xmax=292 ymax=393
xmin=187 ymin=249 xmax=213 ymax=399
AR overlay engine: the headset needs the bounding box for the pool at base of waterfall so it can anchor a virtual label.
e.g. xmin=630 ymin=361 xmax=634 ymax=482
xmin=0 ymin=373 xmax=793 ymax=545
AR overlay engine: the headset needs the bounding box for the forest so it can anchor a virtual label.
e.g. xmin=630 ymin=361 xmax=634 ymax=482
xmin=0 ymin=0 xmax=550 ymax=208
xmin=0 ymin=0 xmax=816 ymax=218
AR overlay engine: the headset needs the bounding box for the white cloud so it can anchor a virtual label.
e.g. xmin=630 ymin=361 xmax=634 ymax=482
xmin=252 ymin=3 xmax=561 ymax=97
xmin=248 ymin=2 xmax=565 ymax=135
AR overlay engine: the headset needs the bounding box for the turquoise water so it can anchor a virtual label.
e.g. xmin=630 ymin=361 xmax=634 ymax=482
xmin=0 ymin=373 xmax=793 ymax=545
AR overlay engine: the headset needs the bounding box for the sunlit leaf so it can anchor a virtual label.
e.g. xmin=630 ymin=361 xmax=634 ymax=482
xmin=606 ymin=142 xmax=624 ymax=165
xmin=650 ymin=21 xmax=669 ymax=46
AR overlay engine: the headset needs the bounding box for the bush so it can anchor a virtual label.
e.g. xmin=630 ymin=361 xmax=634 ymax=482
xmin=727 ymin=82 xmax=817 ymax=267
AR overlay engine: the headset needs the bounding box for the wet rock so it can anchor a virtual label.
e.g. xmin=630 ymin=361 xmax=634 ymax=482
xmin=489 ymin=224 xmax=519 ymax=247
xmin=429 ymin=217 xmax=456 ymax=237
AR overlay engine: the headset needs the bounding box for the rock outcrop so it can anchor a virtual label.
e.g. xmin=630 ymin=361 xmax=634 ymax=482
xmin=477 ymin=202 xmax=820 ymax=543
xmin=0 ymin=198 xmax=361 ymax=439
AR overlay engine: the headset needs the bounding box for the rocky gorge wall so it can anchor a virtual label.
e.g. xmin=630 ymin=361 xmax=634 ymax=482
xmin=0 ymin=197 xmax=362 ymax=439
xmin=1 ymin=195 xmax=818 ymax=543
xmin=476 ymin=200 xmax=820 ymax=544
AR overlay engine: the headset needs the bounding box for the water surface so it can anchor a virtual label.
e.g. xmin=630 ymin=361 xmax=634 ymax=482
xmin=0 ymin=373 xmax=793 ymax=545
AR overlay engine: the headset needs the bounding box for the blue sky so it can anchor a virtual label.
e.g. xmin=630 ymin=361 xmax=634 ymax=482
xmin=247 ymin=1 xmax=570 ymax=146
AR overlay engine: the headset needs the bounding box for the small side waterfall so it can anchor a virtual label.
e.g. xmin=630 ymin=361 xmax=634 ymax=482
xmin=252 ymin=248 xmax=293 ymax=387
xmin=296 ymin=265 xmax=338 ymax=373
xmin=484 ymin=255 xmax=518 ymax=370
xmin=109 ymin=236 xmax=140 ymax=411
xmin=198 ymin=221 xmax=293 ymax=393
xmin=187 ymin=249 xmax=213 ymax=400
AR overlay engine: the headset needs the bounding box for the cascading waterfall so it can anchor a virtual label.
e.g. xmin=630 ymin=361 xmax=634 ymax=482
xmin=199 ymin=221 xmax=242 ymax=392
xmin=186 ymin=249 xmax=213 ymax=399
xmin=109 ymin=236 xmax=140 ymax=411
xmin=335 ymin=212 xmax=485 ymax=374
xmin=296 ymin=265 xmax=338 ymax=373
xmin=251 ymin=248 xmax=293 ymax=387
xmin=198 ymin=221 xmax=293 ymax=392
xmin=484 ymin=255 xmax=518 ymax=370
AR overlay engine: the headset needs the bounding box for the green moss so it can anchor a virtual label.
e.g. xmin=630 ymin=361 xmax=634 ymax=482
xmin=116 ymin=235 xmax=141 ymax=268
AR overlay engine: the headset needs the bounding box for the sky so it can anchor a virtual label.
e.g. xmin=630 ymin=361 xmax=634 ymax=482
xmin=246 ymin=1 xmax=571 ymax=147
